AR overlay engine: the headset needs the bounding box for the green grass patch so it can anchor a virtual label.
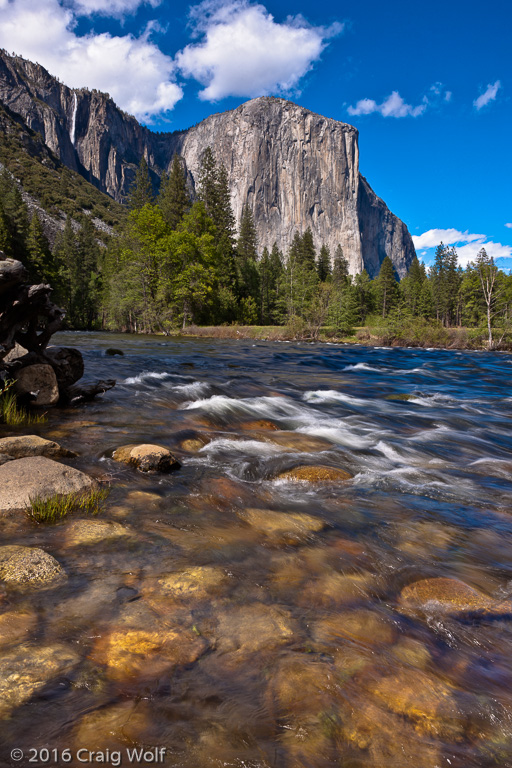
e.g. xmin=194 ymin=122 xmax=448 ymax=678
xmin=27 ymin=487 xmax=110 ymax=525
xmin=0 ymin=380 xmax=47 ymax=427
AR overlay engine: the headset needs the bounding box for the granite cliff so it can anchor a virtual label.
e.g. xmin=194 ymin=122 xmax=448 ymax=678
xmin=0 ymin=50 xmax=415 ymax=277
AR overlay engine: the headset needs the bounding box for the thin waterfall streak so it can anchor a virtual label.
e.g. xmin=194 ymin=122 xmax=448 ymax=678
xmin=70 ymin=92 xmax=77 ymax=146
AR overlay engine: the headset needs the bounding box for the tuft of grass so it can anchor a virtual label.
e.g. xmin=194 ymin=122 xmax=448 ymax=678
xmin=27 ymin=487 xmax=110 ymax=525
xmin=0 ymin=379 xmax=47 ymax=426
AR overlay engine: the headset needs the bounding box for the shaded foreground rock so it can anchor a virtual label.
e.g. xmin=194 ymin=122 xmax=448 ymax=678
xmin=0 ymin=435 xmax=77 ymax=459
xmin=398 ymin=576 xmax=512 ymax=618
xmin=113 ymin=444 xmax=181 ymax=473
xmin=0 ymin=456 xmax=95 ymax=513
xmin=0 ymin=252 xmax=114 ymax=406
xmin=0 ymin=643 xmax=79 ymax=718
xmin=13 ymin=363 xmax=59 ymax=406
xmin=0 ymin=545 xmax=65 ymax=588
xmin=277 ymin=466 xmax=351 ymax=482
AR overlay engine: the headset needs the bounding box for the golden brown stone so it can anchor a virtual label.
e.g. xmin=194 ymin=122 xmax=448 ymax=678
xmin=238 ymin=507 xmax=325 ymax=545
xmin=399 ymin=576 xmax=512 ymax=617
xmin=91 ymin=627 xmax=207 ymax=682
xmin=277 ymin=466 xmax=351 ymax=482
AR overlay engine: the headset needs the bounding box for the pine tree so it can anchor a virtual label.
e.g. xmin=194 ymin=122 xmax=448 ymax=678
xmin=158 ymin=155 xmax=190 ymax=229
xmin=237 ymin=204 xmax=258 ymax=264
xmin=26 ymin=212 xmax=52 ymax=283
xmin=197 ymin=147 xmax=218 ymax=216
xmin=53 ymin=217 xmax=77 ymax=314
xmin=301 ymin=227 xmax=316 ymax=268
xmin=332 ymin=244 xmax=349 ymax=287
xmin=128 ymin=157 xmax=154 ymax=210
xmin=376 ymin=256 xmax=398 ymax=318
xmin=0 ymin=167 xmax=29 ymax=260
xmin=317 ymin=244 xmax=331 ymax=282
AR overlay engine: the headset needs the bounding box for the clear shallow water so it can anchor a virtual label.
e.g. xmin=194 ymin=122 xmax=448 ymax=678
xmin=2 ymin=333 xmax=512 ymax=766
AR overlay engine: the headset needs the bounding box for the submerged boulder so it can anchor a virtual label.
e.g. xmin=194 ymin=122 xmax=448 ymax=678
xmin=113 ymin=444 xmax=180 ymax=473
xmin=62 ymin=519 xmax=132 ymax=548
xmin=90 ymin=627 xmax=208 ymax=684
xmin=0 ymin=456 xmax=95 ymax=514
xmin=398 ymin=577 xmax=512 ymax=618
xmin=276 ymin=465 xmax=351 ymax=482
xmin=0 ymin=643 xmax=79 ymax=718
xmin=0 ymin=545 xmax=65 ymax=588
xmin=237 ymin=507 xmax=325 ymax=545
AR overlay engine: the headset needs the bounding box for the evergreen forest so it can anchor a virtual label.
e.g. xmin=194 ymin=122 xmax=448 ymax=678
xmin=2 ymin=149 xmax=512 ymax=350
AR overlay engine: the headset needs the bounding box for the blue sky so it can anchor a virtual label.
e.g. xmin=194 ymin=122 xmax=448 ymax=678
xmin=0 ymin=0 xmax=510 ymax=266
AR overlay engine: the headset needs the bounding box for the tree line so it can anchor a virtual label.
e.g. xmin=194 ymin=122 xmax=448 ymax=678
xmin=1 ymin=153 xmax=511 ymax=348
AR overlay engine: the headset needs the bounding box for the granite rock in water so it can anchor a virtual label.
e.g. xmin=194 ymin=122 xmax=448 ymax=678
xmin=0 ymin=52 xmax=415 ymax=277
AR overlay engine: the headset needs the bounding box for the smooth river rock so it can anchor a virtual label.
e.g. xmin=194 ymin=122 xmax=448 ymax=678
xmin=0 ymin=435 xmax=77 ymax=459
xmin=237 ymin=507 xmax=325 ymax=545
xmin=399 ymin=576 xmax=512 ymax=618
xmin=62 ymin=519 xmax=132 ymax=547
xmin=113 ymin=444 xmax=181 ymax=473
xmin=0 ymin=456 xmax=95 ymax=513
xmin=0 ymin=643 xmax=79 ymax=718
xmin=277 ymin=466 xmax=352 ymax=482
xmin=0 ymin=545 xmax=65 ymax=588
xmin=91 ymin=627 xmax=208 ymax=684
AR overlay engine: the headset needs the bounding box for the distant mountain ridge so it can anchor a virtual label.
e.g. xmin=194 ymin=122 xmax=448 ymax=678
xmin=0 ymin=50 xmax=416 ymax=277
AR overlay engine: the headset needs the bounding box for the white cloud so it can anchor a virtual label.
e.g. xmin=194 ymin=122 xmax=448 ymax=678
xmin=68 ymin=0 xmax=160 ymax=15
xmin=348 ymin=91 xmax=425 ymax=118
xmin=413 ymin=228 xmax=512 ymax=267
xmin=412 ymin=229 xmax=486 ymax=250
xmin=0 ymin=0 xmax=182 ymax=120
xmin=505 ymin=223 xmax=512 ymax=229
xmin=474 ymin=80 xmax=501 ymax=110
xmin=176 ymin=0 xmax=343 ymax=101
xmin=348 ymin=83 xmax=452 ymax=118
xmin=457 ymin=240 xmax=512 ymax=266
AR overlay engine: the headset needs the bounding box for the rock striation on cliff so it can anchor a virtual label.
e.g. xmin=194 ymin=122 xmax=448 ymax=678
xmin=0 ymin=50 xmax=415 ymax=277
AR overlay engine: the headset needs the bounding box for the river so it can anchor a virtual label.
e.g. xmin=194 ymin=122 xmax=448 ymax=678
xmin=2 ymin=332 xmax=512 ymax=767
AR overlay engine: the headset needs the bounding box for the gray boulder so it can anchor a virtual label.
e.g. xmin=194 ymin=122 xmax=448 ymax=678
xmin=0 ymin=456 xmax=95 ymax=514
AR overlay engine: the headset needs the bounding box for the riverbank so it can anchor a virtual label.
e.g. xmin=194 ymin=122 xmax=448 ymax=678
xmin=178 ymin=321 xmax=511 ymax=350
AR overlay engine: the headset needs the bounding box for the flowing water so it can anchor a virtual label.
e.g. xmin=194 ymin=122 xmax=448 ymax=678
xmin=2 ymin=332 xmax=512 ymax=767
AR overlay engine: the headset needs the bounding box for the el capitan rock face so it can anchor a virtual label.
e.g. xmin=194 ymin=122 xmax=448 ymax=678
xmin=0 ymin=51 xmax=415 ymax=277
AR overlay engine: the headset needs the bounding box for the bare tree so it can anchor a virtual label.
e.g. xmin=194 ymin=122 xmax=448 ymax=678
xmin=475 ymin=248 xmax=500 ymax=349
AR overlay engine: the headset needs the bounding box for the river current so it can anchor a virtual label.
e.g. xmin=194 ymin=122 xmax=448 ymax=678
xmin=2 ymin=332 xmax=512 ymax=767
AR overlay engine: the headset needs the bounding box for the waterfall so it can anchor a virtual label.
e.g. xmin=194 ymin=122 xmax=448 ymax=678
xmin=69 ymin=92 xmax=77 ymax=146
